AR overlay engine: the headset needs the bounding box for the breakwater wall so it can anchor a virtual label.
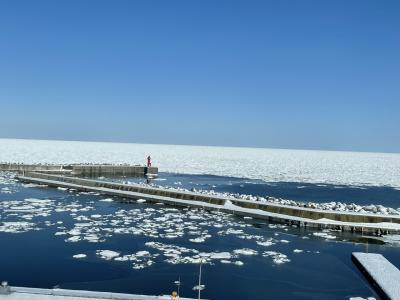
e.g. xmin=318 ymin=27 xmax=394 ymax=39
xmin=0 ymin=284 xmax=198 ymax=300
xmin=16 ymin=172 xmax=400 ymax=234
xmin=0 ymin=163 xmax=158 ymax=176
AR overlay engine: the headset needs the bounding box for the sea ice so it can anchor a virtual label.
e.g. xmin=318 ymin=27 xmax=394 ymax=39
xmin=210 ymin=252 xmax=232 ymax=260
xmin=189 ymin=237 xmax=206 ymax=243
xmin=99 ymin=198 xmax=113 ymax=202
xmin=313 ymin=231 xmax=336 ymax=240
xmin=233 ymin=248 xmax=258 ymax=256
xmin=96 ymin=250 xmax=120 ymax=260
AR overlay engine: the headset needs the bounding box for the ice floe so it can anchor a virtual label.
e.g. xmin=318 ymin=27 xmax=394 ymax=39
xmin=382 ymin=235 xmax=400 ymax=245
xmin=262 ymin=251 xmax=291 ymax=264
xmin=96 ymin=250 xmax=120 ymax=260
xmin=312 ymin=231 xmax=337 ymax=240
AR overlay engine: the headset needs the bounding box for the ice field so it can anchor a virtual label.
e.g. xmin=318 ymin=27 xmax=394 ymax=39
xmin=1 ymin=138 xmax=400 ymax=188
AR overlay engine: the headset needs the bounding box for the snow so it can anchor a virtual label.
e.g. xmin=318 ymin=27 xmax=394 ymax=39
xmin=116 ymin=176 xmax=400 ymax=216
xmin=1 ymin=138 xmax=400 ymax=187
xmin=352 ymin=252 xmax=400 ymax=300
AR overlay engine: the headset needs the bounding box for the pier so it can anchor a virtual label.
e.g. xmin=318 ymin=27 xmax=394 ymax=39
xmin=0 ymin=163 xmax=158 ymax=177
xmin=352 ymin=252 xmax=400 ymax=300
xmin=16 ymin=172 xmax=400 ymax=234
xmin=0 ymin=284 xmax=199 ymax=300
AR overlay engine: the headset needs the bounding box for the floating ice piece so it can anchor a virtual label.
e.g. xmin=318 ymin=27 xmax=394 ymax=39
xmin=96 ymin=250 xmax=120 ymax=260
xmin=66 ymin=236 xmax=81 ymax=242
xmin=23 ymin=183 xmax=48 ymax=188
xmin=382 ymin=235 xmax=400 ymax=245
xmin=220 ymin=260 xmax=231 ymax=264
xmin=9 ymin=205 xmax=35 ymax=211
xmin=54 ymin=232 xmax=67 ymax=236
xmin=189 ymin=237 xmax=206 ymax=243
xmin=210 ymin=252 xmax=231 ymax=260
xmin=234 ymin=261 xmax=244 ymax=266
xmin=73 ymin=254 xmax=87 ymax=259
xmin=313 ymin=232 xmax=336 ymax=240
xmin=0 ymin=221 xmax=36 ymax=233
xmin=136 ymin=199 xmax=146 ymax=203
xmin=256 ymin=241 xmax=275 ymax=247
xmin=263 ymin=251 xmax=291 ymax=264
xmin=99 ymin=198 xmax=113 ymax=202
xmin=233 ymin=248 xmax=258 ymax=256
xmin=136 ymin=251 xmax=150 ymax=257
xmin=293 ymin=249 xmax=303 ymax=253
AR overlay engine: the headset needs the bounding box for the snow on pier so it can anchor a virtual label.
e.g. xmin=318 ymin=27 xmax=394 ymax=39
xmin=16 ymin=172 xmax=400 ymax=234
xmin=0 ymin=285 xmax=199 ymax=300
xmin=352 ymin=252 xmax=400 ymax=300
xmin=0 ymin=163 xmax=158 ymax=177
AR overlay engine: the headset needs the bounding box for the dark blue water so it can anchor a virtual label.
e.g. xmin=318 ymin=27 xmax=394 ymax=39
xmin=1 ymin=172 xmax=400 ymax=300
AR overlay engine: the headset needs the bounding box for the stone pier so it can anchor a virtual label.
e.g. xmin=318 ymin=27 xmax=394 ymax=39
xmin=16 ymin=172 xmax=400 ymax=235
xmin=0 ymin=163 xmax=158 ymax=177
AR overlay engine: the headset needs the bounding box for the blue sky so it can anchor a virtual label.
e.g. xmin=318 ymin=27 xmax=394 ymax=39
xmin=0 ymin=0 xmax=399 ymax=152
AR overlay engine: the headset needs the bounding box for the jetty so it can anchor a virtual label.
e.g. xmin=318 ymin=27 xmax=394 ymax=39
xmin=0 ymin=163 xmax=158 ymax=177
xmin=16 ymin=172 xmax=400 ymax=234
xmin=352 ymin=252 xmax=400 ymax=300
xmin=0 ymin=283 xmax=198 ymax=300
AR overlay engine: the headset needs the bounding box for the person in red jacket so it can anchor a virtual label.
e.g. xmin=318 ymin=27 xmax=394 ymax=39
xmin=147 ymin=155 xmax=151 ymax=167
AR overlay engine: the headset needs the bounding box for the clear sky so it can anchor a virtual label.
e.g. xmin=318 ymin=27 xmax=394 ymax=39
xmin=0 ymin=0 xmax=399 ymax=153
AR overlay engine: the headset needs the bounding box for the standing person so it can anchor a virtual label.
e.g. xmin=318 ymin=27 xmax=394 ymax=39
xmin=147 ymin=155 xmax=151 ymax=167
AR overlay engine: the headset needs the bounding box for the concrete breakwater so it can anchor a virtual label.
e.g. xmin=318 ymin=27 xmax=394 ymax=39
xmin=0 ymin=284 xmax=199 ymax=300
xmin=0 ymin=163 xmax=158 ymax=176
xmin=16 ymin=172 xmax=400 ymax=235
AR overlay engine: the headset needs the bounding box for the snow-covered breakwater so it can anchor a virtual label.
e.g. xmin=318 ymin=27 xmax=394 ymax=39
xmin=130 ymin=181 xmax=400 ymax=216
xmin=0 ymin=163 xmax=158 ymax=177
xmin=16 ymin=173 xmax=400 ymax=234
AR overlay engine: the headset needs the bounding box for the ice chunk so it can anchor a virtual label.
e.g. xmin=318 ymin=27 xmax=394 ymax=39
xmin=96 ymin=250 xmax=120 ymax=260
xmin=233 ymin=248 xmax=258 ymax=256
